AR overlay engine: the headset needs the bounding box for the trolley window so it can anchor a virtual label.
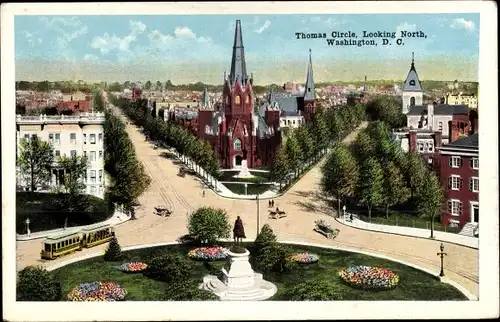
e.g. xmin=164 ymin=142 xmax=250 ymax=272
xmin=45 ymin=244 xmax=51 ymax=252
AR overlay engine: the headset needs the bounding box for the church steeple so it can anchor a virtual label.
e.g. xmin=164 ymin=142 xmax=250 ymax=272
xmin=229 ymin=20 xmax=247 ymax=87
xmin=303 ymin=49 xmax=315 ymax=101
xmin=267 ymin=85 xmax=276 ymax=104
xmin=201 ymin=87 xmax=209 ymax=107
xmin=402 ymin=52 xmax=424 ymax=92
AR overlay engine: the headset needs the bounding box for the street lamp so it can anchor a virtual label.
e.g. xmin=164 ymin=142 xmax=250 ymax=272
xmin=437 ymin=243 xmax=447 ymax=277
xmin=342 ymin=205 xmax=346 ymax=219
xmin=25 ymin=218 xmax=31 ymax=236
xmin=256 ymin=195 xmax=260 ymax=235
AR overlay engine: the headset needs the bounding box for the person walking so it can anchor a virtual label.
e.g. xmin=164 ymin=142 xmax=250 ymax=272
xmin=202 ymin=190 xmax=205 ymax=198
xmin=233 ymin=216 xmax=246 ymax=244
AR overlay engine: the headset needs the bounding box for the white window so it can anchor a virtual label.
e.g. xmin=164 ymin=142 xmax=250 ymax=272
xmin=90 ymin=170 xmax=96 ymax=183
xmin=70 ymin=133 xmax=76 ymax=144
xmin=83 ymin=151 xmax=87 ymax=158
xmin=427 ymin=142 xmax=434 ymax=152
xmin=438 ymin=122 xmax=443 ymax=131
xmin=90 ymin=185 xmax=97 ymax=195
xmin=24 ymin=133 xmax=30 ymax=140
xmin=90 ymin=151 xmax=96 ymax=162
xmin=55 ymin=133 xmax=60 ymax=145
xmin=90 ymin=134 xmax=96 ymax=144
xmin=293 ymin=120 xmax=296 ymax=125
xmin=448 ymin=200 xmax=462 ymax=216
xmin=448 ymin=175 xmax=463 ymax=191
xmin=234 ymin=138 xmax=241 ymax=151
xmin=98 ymin=133 xmax=103 ymax=143
xmin=48 ymin=133 xmax=54 ymax=143
xmin=83 ymin=133 xmax=87 ymax=144
xmin=469 ymin=177 xmax=479 ymax=193
xmin=418 ymin=142 xmax=424 ymax=152
xmin=99 ymin=170 xmax=103 ymax=182
xmin=84 ymin=171 xmax=87 ymax=183
xmin=449 ymin=156 xmax=462 ymax=168
xmin=99 ymin=150 xmax=103 ymax=159
xmin=470 ymin=158 xmax=479 ymax=170
xmin=70 ymin=150 xmax=77 ymax=157
xmin=54 ymin=150 xmax=60 ymax=158
xmin=98 ymin=186 xmax=103 ymax=196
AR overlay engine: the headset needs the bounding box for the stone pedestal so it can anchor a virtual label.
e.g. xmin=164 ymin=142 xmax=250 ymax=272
xmin=234 ymin=161 xmax=254 ymax=179
xmin=201 ymin=248 xmax=277 ymax=301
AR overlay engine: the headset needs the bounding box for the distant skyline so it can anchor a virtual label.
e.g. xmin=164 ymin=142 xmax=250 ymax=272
xmin=15 ymin=14 xmax=480 ymax=84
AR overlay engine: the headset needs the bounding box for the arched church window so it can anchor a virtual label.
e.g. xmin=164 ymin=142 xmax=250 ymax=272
xmin=409 ymin=80 xmax=416 ymax=86
xmin=235 ymin=95 xmax=241 ymax=105
xmin=410 ymin=97 xmax=415 ymax=106
xmin=245 ymin=95 xmax=250 ymax=104
xmin=234 ymin=138 xmax=241 ymax=151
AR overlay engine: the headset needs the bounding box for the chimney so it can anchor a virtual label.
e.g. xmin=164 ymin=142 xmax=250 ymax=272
xmin=448 ymin=120 xmax=460 ymax=143
xmin=427 ymin=103 xmax=435 ymax=129
xmin=434 ymin=131 xmax=442 ymax=148
xmin=409 ymin=130 xmax=417 ymax=152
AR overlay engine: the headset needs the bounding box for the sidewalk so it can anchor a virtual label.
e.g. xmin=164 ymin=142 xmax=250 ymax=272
xmin=16 ymin=209 xmax=132 ymax=241
xmin=336 ymin=216 xmax=478 ymax=249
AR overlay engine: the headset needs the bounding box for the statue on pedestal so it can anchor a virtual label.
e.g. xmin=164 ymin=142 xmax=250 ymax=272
xmin=233 ymin=216 xmax=246 ymax=244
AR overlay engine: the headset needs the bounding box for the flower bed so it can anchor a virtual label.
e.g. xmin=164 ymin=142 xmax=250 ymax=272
xmin=290 ymin=252 xmax=319 ymax=264
xmin=116 ymin=262 xmax=148 ymax=273
xmin=339 ymin=265 xmax=400 ymax=290
xmin=188 ymin=247 xmax=228 ymax=260
xmin=67 ymin=281 xmax=127 ymax=301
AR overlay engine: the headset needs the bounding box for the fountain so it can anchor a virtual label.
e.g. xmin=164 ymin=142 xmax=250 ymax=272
xmin=233 ymin=160 xmax=255 ymax=179
xmin=200 ymin=248 xmax=277 ymax=301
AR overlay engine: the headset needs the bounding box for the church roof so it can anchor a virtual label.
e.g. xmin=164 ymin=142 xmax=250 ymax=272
xmin=229 ymin=20 xmax=248 ymax=87
xmin=402 ymin=53 xmax=424 ymax=92
xmin=303 ymin=49 xmax=316 ymax=101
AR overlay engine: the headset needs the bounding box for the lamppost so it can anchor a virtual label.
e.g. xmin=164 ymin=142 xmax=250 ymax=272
xmin=25 ymin=218 xmax=31 ymax=236
xmin=437 ymin=243 xmax=447 ymax=277
xmin=256 ymin=195 xmax=260 ymax=235
xmin=342 ymin=205 xmax=346 ymax=220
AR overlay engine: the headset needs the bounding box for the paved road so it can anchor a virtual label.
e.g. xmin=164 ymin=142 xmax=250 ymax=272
xmin=16 ymin=112 xmax=478 ymax=297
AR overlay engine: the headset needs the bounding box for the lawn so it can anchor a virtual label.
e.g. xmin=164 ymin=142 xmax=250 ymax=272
xmin=16 ymin=192 xmax=114 ymax=234
xmin=52 ymin=243 xmax=467 ymax=301
xmin=222 ymin=183 xmax=274 ymax=195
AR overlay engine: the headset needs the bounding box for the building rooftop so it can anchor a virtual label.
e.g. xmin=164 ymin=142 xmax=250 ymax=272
xmin=407 ymin=104 xmax=470 ymax=116
xmin=443 ymin=133 xmax=478 ymax=149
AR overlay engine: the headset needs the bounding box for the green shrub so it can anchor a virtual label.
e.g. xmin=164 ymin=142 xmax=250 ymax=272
xmin=16 ymin=266 xmax=61 ymax=301
xmin=229 ymin=245 xmax=247 ymax=254
xmin=252 ymin=224 xmax=277 ymax=256
xmin=281 ymin=280 xmax=344 ymax=301
xmin=103 ymin=235 xmax=122 ymax=261
xmin=144 ymin=253 xmax=192 ymax=282
xmin=256 ymin=243 xmax=295 ymax=274
xmin=187 ymin=207 xmax=231 ymax=245
xmin=163 ymin=280 xmax=218 ymax=301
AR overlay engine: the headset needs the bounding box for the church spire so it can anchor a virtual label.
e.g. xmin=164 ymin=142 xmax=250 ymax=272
xmin=201 ymin=87 xmax=209 ymax=107
xmin=229 ymin=20 xmax=247 ymax=87
xmin=402 ymin=52 xmax=423 ymax=92
xmin=303 ymin=48 xmax=315 ymax=101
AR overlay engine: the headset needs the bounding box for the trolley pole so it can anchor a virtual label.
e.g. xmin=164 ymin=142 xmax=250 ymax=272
xmin=256 ymin=195 xmax=260 ymax=235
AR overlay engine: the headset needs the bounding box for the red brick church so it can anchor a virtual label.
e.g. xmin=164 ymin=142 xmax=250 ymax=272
xmin=157 ymin=20 xmax=317 ymax=169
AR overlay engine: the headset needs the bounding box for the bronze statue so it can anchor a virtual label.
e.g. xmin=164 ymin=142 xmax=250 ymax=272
xmin=233 ymin=216 xmax=246 ymax=244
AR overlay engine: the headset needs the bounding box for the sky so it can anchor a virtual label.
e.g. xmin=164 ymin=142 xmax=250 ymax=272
xmin=14 ymin=14 xmax=480 ymax=84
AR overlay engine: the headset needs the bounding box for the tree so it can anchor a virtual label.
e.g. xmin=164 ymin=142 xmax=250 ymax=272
xmin=16 ymin=266 xmax=61 ymax=301
xmin=93 ymin=90 xmax=105 ymax=112
xmin=270 ymin=144 xmax=289 ymax=190
xmin=284 ymin=134 xmax=302 ymax=178
xmin=416 ymin=173 xmax=444 ymax=239
xmin=252 ymin=224 xmax=277 ymax=257
xmin=405 ymin=151 xmax=428 ymax=199
xmin=358 ymin=157 xmax=385 ymax=218
xmin=382 ymin=161 xmax=409 ymax=219
xmin=256 ymin=242 xmax=296 ymax=274
xmin=295 ymin=125 xmax=315 ymax=167
xmin=321 ymin=143 xmax=359 ymax=217
xmin=156 ymin=81 xmax=162 ymax=90
xmin=144 ymin=80 xmax=152 ymax=90
xmin=18 ymin=136 xmax=54 ymax=191
xmin=163 ymin=280 xmax=218 ymax=301
xmin=353 ymin=131 xmax=376 ymax=161
xmin=281 ymin=279 xmax=343 ymax=301
xmin=187 ymin=207 xmax=231 ymax=245
xmin=312 ymin=110 xmax=330 ymax=155
xmin=144 ymin=253 xmax=192 ymax=282
xmin=104 ymin=235 xmax=122 ymax=261
xmin=57 ymin=155 xmax=88 ymax=195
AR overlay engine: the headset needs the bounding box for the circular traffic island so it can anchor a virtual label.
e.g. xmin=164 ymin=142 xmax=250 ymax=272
xmin=52 ymin=243 xmax=468 ymax=301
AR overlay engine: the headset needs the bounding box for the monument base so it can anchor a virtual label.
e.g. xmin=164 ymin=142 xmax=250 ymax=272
xmin=200 ymin=248 xmax=277 ymax=301
xmin=233 ymin=160 xmax=255 ymax=179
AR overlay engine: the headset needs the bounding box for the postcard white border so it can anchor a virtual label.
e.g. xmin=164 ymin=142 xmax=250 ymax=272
xmin=2 ymin=1 xmax=498 ymax=321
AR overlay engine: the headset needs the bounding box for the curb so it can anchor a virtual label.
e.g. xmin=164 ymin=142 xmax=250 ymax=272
xmin=44 ymin=239 xmax=477 ymax=301
xmin=334 ymin=217 xmax=479 ymax=250
xmin=16 ymin=211 xmax=132 ymax=241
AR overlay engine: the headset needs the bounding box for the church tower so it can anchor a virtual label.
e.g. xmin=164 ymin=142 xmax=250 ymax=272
xmin=303 ymin=49 xmax=316 ymax=123
xmin=402 ymin=52 xmax=424 ymax=114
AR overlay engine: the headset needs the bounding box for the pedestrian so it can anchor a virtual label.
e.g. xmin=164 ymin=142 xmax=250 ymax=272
xmin=350 ymin=213 xmax=353 ymax=222
xmin=202 ymin=190 xmax=205 ymax=198
xmin=268 ymin=200 xmax=271 ymax=208
xmin=272 ymin=200 xmax=275 ymax=207
xmin=233 ymin=216 xmax=246 ymax=244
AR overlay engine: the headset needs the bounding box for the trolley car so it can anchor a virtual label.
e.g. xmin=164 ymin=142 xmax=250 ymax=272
xmin=40 ymin=223 xmax=115 ymax=260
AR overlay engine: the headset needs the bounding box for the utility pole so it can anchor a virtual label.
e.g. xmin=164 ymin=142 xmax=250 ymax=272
xmin=256 ymin=195 xmax=260 ymax=235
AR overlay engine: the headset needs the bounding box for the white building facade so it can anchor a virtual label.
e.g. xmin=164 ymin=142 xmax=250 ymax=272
xmin=16 ymin=112 xmax=107 ymax=198
xmin=401 ymin=53 xmax=424 ymax=115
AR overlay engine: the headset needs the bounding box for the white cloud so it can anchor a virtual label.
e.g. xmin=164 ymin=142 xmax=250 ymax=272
xmin=396 ymin=22 xmax=417 ymax=35
xmin=40 ymin=16 xmax=88 ymax=61
xmin=91 ymin=20 xmax=147 ymax=55
xmin=22 ymin=30 xmax=43 ymax=47
xmin=254 ymin=20 xmax=271 ymax=34
xmin=450 ymin=18 xmax=475 ymax=30
xmin=83 ymin=53 xmax=99 ymax=61
xmin=174 ymin=26 xmax=196 ymax=39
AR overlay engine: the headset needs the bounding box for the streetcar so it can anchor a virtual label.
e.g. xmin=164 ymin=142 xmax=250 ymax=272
xmin=40 ymin=223 xmax=115 ymax=260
